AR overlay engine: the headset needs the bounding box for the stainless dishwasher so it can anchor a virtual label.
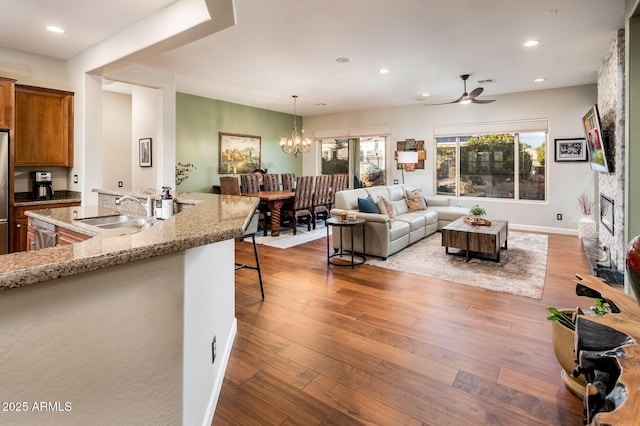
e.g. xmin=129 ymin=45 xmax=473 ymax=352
xmin=32 ymin=218 xmax=58 ymax=249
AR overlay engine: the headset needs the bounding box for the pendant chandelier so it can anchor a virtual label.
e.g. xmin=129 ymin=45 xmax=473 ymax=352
xmin=279 ymin=95 xmax=312 ymax=157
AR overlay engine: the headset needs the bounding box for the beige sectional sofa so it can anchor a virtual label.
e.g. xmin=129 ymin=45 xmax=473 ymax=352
xmin=330 ymin=185 xmax=468 ymax=259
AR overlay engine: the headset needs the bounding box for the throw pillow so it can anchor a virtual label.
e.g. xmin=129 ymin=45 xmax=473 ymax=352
xmin=406 ymin=189 xmax=427 ymax=212
xmin=383 ymin=199 xmax=396 ymax=219
xmin=357 ymin=195 xmax=380 ymax=214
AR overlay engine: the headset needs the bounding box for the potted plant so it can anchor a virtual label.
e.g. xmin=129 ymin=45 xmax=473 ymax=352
xmin=547 ymin=299 xmax=610 ymax=398
xmin=469 ymin=204 xmax=486 ymax=217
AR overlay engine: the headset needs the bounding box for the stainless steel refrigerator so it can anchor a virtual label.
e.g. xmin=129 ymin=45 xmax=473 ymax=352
xmin=0 ymin=130 xmax=8 ymax=254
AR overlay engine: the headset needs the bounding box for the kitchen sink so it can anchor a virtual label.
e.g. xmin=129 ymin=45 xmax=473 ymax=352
xmin=77 ymin=215 xmax=157 ymax=229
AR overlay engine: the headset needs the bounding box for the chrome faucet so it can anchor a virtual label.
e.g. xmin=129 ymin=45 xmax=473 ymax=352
xmin=118 ymin=194 xmax=153 ymax=217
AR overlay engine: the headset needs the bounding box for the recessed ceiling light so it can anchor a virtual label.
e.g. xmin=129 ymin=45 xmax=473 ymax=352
xmin=534 ymin=78 xmax=546 ymax=82
xmin=46 ymin=25 xmax=66 ymax=34
xmin=524 ymin=40 xmax=540 ymax=47
xmin=378 ymin=68 xmax=390 ymax=74
xmin=335 ymin=57 xmax=351 ymax=63
xmin=421 ymin=93 xmax=430 ymax=97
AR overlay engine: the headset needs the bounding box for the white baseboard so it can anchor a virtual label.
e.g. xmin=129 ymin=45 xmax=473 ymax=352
xmin=202 ymin=318 xmax=237 ymax=426
xmin=510 ymin=223 xmax=578 ymax=236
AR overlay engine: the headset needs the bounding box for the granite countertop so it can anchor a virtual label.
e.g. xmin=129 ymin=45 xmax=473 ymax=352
xmin=0 ymin=192 xmax=259 ymax=291
xmin=13 ymin=191 xmax=82 ymax=207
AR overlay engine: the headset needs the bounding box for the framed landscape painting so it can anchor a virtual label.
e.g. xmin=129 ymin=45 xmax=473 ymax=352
xmin=554 ymin=138 xmax=587 ymax=162
xmin=218 ymin=132 xmax=261 ymax=174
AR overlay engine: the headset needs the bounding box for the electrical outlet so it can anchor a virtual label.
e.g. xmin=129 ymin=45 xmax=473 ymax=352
xmin=557 ymin=213 xmax=563 ymax=220
xmin=118 ymin=181 xmax=123 ymax=188
xmin=115 ymin=197 xmax=121 ymax=205
xmin=212 ymin=335 xmax=216 ymax=364
xmin=393 ymin=179 xmax=399 ymax=184
xmin=73 ymin=174 xmax=78 ymax=184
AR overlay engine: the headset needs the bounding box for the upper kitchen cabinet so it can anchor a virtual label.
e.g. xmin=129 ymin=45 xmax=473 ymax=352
xmin=15 ymin=84 xmax=74 ymax=167
xmin=0 ymin=77 xmax=16 ymax=129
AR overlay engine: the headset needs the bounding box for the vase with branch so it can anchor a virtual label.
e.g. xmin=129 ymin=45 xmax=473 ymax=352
xmin=577 ymin=192 xmax=596 ymax=239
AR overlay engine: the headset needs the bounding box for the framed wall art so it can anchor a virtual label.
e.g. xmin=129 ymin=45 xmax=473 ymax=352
xmin=218 ymin=132 xmax=262 ymax=174
xmin=139 ymin=138 xmax=152 ymax=167
xmin=554 ymin=138 xmax=587 ymax=162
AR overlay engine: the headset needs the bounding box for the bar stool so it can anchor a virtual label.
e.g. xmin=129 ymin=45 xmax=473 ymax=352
xmin=235 ymin=209 xmax=264 ymax=300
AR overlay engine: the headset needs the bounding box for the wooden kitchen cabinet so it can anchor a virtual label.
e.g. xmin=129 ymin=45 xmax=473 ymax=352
xmin=57 ymin=226 xmax=91 ymax=245
xmin=0 ymin=77 xmax=16 ymax=129
xmin=14 ymin=84 xmax=74 ymax=166
xmin=26 ymin=218 xmax=35 ymax=251
xmin=11 ymin=202 xmax=80 ymax=252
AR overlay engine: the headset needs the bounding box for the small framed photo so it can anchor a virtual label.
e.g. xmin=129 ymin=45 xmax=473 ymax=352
xmin=554 ymin=138 xmax=587 ymax=162
xmin=139 ymin=138 xmax=152 ymax=167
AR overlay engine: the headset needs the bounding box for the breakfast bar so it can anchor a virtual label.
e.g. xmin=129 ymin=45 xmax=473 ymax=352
xmin=0 ymin=191 xmax=258 ymax=426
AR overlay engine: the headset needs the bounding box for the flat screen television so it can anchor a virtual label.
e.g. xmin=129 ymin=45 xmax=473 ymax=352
xmin=581 ymin=105 xmax=610 ymax=173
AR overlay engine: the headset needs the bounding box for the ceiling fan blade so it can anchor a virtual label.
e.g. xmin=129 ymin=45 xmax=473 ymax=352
xmin=471 ymin=99 xmax=495 ymax=104
xmin=468 ymin=87 xmax=483 ymax=99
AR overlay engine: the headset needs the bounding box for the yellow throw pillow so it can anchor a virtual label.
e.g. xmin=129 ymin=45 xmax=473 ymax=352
xmin=406 ymin=190 xmax=427 ymax=212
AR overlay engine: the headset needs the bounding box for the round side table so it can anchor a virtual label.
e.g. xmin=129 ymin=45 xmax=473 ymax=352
xmin=327 ymin=217 xmax=366 ymax=268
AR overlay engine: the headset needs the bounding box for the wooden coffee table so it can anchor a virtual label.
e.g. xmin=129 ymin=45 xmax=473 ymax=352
xmin=441 ymin=217 xmax=509 ymax=262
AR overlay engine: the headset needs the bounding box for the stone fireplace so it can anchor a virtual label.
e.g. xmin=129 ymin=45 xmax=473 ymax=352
xmin=596 ymin=28 xmax=626 ymax=271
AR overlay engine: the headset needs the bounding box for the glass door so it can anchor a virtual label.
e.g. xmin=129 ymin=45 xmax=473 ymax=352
xmin=320 ymin=136 xmax=386 ymax=188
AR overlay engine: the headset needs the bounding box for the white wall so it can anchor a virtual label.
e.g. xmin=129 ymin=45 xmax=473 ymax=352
xmin=132 ymin=85 xmax=161 ymax=191
xmin=102 ymin=91 xmax=132 ymax=189
xmin=304 ymin=85 xmax=598 ymax=233
xmin=0 ymin=46 xmax=68 ymax=89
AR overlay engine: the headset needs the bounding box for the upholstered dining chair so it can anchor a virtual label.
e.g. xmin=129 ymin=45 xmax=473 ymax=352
xmin=240 ymin=173 xmax=261 ymax=193
xmin=329 ymin=173 xmax=348 ymax=210
xmin=282 ymin=175 xmax=314 ymax=235
xmin=280 ymin=173 xmax=296 ymax=191
xmin=262 ymin=173 xmax=280 ymax=191
xmin=219 ymin=176 xmax=241 ymax=195
xmin=312 ymin=174 xmax=331 ymax=228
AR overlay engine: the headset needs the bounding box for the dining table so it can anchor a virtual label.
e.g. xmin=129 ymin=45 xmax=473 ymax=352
xmin=242 ymin=190 xmax=294 ymax=237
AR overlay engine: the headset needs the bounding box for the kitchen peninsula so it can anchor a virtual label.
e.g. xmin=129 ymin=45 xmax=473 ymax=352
xmin=0 ymin=191 xmax=259 ymax=426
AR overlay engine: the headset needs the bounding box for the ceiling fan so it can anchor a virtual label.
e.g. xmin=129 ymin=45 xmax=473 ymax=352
xmin=425 ymin=74 xmax=495 ymax=105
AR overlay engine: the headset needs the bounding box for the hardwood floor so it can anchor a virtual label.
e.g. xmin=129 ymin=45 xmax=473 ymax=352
xmin=214 ymin=230 xmax=591 ymax=425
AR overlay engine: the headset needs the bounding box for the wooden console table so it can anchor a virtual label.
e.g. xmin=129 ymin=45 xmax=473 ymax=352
xmin=573 ymin=275 xmax=640 ymax=425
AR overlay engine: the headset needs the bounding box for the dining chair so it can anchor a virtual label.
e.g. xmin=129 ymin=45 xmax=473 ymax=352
xmin=240 ymin=173 xmax=270 ymax=234
xmin=312 ymin=174 xmax=331 ymax=228
xmin=282 ymin=175 xmax=314 ymax=235
xmin=262 ymin=173 xmax=280 ymax=191
xmin=219 ymin=176 xmax=241 ymax=195
xmin=329 ymin=173 xmax=348 ymax=210
xmin=235 ymin=209 xmax=264 ymax=300
xmin=240 ymin=173 xmax=260 ymax=193
xmin=281 ymin=173 xmax=296 ymax=191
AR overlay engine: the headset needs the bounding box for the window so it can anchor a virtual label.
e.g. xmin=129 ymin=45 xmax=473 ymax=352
xmin=436 ymin=132 xmax=546 ymax=201
xmin=320 ymin=136 xmax=386 ymax=188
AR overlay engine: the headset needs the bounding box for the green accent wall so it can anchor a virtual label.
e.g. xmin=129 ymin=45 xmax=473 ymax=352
xmin=175 ymin=93 xmax=302 ymax=192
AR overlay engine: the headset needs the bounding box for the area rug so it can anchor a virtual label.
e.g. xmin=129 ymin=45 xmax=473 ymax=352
xmin=246 ymin=225 xmax=331 ymax=249
xmin=366 ymin=231 xmax=548 ymax=299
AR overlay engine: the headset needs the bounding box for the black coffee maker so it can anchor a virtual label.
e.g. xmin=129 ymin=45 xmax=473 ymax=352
xmin=32 ymin=171 xmax=54 ymax=200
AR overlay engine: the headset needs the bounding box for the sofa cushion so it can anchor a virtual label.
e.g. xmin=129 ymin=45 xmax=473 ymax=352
xmin=335 ymin=188 xmax=369 ymax=210
xmin=390 ymin=199 xmax=408 ymax=215
xmin=425 ymin=197 xmax=450 ymax=207
xmin=375 ymin=196 xmax=395 ymax=219
xmin=387 ymin=185 xmax=405 ymax=201
xmin=357 ymin=195 xmax=380 ymax=214
xmin=395 ymin=212 xmax=426 ymax=231
xmin=430 ymin=206 xmax=469 ymax=222
xmin=389 ymin=220 xmax=410 ymax=241
xmin=366 ymin=186 xmax=390 ymax=202
xmin=406 ymin=189 xmax=427 ymax=211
